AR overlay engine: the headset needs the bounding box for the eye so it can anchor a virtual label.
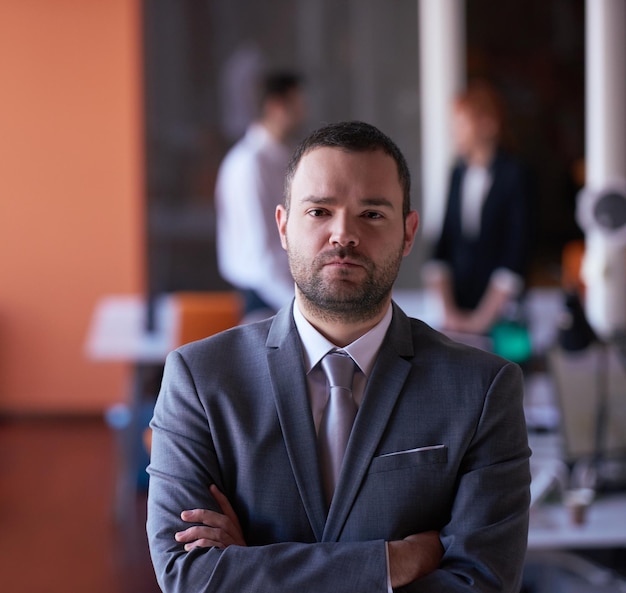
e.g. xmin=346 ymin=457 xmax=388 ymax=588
xmin=306 ymin=208 xmax=328 ymax=217
xmin=363 ymin=211 xmax=384 ymax=220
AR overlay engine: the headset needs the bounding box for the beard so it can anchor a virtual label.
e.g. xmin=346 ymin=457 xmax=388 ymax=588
xmin=287 ymin=242 xmax=404 ymax=323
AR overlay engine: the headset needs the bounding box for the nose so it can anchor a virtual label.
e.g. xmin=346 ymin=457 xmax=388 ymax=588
xmin=328 ymin=212 xmax=359 ymax=248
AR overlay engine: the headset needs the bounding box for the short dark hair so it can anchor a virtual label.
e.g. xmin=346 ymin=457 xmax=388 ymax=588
xmin=284 ymin=121 xmax=411 ymax=219
xmin=258 ymin=71 xmax=303 ymax=108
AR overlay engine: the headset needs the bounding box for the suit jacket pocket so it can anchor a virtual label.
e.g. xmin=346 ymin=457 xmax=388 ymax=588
xmin=369 ymin=444 xmax=448 ymax=474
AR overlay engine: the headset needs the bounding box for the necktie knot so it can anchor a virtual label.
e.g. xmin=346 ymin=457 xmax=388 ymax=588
xmin=321 ymin=351 xmax=356 ymax=392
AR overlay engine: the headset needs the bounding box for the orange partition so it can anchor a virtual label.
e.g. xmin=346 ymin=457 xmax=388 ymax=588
xmin=0 ymin=0 xmax=144 ymax=414
xmin=175 ymin=292 xmax=243 ymax=347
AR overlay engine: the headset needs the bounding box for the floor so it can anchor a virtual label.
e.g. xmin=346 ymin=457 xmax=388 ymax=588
xmin=0 ymin=416 xmax=160 ymax=593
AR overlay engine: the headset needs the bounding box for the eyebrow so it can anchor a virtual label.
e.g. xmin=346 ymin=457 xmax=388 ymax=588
xmin=299 ymin=195 xmax=396 ymax=209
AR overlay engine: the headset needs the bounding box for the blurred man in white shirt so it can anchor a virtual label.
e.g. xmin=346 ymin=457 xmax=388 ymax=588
xmin=215 ymin=71 xmax=307 ymax=322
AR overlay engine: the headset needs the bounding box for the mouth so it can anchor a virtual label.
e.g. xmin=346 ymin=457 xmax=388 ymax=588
xmin=325 ymin=258 xmax=360 ymax=266
xmin=320 ymin=261 xmax=367 ymax=284
xmin=322 ymin=259 xmax=364 ymax=272
xmin=317 ymin=249 xmax=368 ymax=275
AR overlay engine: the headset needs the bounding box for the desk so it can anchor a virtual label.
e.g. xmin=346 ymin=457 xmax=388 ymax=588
xmin=85 ymin=294 xmax=178 ymax=363
xmin=85 ymin=294 xmax=179 ymax=524
xmin=528 ymin=432 xmax=626 ymax=551
xmin=529 ymin=492 xmax=626 ymax=550
xmin=86 ymin=292 xmax=242 ymax=523
xmin=525 ymin=433 xmax=626 ymax=591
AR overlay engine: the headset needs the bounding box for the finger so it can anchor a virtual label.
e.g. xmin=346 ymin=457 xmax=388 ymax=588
xmin=179 ymin=536 xmax=227 ymax=551
xmin=180 ymin=509 xmax=236 ymax=539
xmin=179 ymin=508 xmax=245 ymax=547
xmin=210 ymin=484 xmax=243 ymax=531
xmin=180 ymin=508 xmax=227 ymax=525
xmin=183 ymin=539 xmax=224 ymax=551
xmin=175 ymin=525 xmax=237 ymax=548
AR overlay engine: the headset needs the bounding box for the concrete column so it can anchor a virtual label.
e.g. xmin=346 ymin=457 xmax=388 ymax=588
xmin=579 ymin=0 xmax=626 ymax=337
xmin=585 ymin=0 xmax=626 ymax=185
xmin=417 ymin=0 xmax=465 ymax=239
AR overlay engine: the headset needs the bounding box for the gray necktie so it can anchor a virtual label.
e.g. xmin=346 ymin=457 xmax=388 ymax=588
xmin=318 ymin=350 xmax=358 ymax=505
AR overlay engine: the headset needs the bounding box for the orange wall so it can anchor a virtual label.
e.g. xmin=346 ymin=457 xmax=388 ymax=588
xmin=0 ymin=0 xmax=143 ymax=414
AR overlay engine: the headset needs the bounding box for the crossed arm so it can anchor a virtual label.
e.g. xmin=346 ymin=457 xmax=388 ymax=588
xmin=175 ymin=484 xmax=443 ymax=589
xmin=148 ymin=350 xmax=530 ymax=593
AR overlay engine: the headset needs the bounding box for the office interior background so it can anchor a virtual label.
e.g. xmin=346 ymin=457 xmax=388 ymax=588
xmin=1 ymin=1 xmax=625 ymax=592
xmin=0 ymin=0 xmax=586 ymax=414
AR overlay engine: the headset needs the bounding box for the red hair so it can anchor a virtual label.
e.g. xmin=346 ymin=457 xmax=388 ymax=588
xmin=454 ymin=80 xmax=505 ymax=132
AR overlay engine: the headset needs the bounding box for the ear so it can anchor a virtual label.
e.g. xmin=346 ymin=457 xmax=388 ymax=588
xmin=276 ymin=204 xmax=288 ymax=250
xmin=402 ymin=210 xmax=419 ymax=256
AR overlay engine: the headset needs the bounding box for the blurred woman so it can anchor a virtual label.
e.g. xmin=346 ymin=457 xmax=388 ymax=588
xmin=425 ymin=80 xmax=533 ymax=336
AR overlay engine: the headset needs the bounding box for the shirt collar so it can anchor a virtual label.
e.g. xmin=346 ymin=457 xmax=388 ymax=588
xmin=293 ymin=300 xmax=393 ymax=376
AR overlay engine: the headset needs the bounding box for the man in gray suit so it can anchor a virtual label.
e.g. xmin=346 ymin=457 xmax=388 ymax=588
xmin=147 ymin=121 xmax=531 ymax=592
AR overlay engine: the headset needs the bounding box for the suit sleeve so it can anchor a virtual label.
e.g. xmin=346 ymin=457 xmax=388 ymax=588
xmin=399 ymin=362 xmax=531 ymax=593
xmin=146 ymin=350 xmax=389 ymax=593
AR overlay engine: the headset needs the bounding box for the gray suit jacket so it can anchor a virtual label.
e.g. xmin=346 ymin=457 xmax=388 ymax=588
xmin=147 ymin=302 xmax=530 ymax=592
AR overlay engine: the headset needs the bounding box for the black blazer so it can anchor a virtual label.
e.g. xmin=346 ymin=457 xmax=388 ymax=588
xmin=433 ymin=150 xmax=533 ymax=310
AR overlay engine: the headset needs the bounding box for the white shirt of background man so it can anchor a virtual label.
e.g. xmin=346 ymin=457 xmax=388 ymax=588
xmin=215 ymin=123 xmax=295 ymax=312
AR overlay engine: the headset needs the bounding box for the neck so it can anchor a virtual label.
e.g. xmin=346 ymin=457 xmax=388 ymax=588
xmin=295 ymin=293 xmax=390 ymax=347
xmin=465 ymin=143 xmax=495 ymax=168
xmin=260 ymin=118 xmax=287 ymax=144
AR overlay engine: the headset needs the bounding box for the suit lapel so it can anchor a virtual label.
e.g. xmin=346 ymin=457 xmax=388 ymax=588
xmin=322 ymin=304 xmax=415 ymax=541
xmin=266 ymin=307 xmax=328 ymax=540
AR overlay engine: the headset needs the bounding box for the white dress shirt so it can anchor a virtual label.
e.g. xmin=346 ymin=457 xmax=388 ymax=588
xmin=293 ymin=302 xmax=392 ymax=433
xmin=215 ymin=123 xmax=295 ymax=311
xmin=293 ymin=301 xmax=395 ymax=592
xmin=460 ymin=164 xmax=492 ymax=239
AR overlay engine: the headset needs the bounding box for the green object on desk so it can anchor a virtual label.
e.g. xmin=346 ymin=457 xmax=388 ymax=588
xmin=490 ymin=320 xmax=532 ymax=363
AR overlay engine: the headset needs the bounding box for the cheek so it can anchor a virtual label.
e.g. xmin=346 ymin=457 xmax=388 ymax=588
xmin=454 ymin=125 xmax=471 ymax=148
xmin=288 ymin=221 xmax=326 ymax=249
xmin=284 ymin=225 xmax=306 ymax=256
xmin=291 ymin=235 xmax=320 ymax=256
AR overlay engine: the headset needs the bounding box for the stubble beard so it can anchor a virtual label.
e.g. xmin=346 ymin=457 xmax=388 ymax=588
xmin=287 ymin=243 xmax=404 ymax=324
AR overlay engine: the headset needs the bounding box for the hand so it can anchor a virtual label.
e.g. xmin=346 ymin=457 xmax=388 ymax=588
xmin=175 ymin=484 xmax=247 ymax=551
xmin=387 ymin=531 xmax=443 ymax=588
xmin=445 ymin=282 xmax=513 ymax=335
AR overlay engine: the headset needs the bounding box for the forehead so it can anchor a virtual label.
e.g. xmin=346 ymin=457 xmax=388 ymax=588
xmin=291 ymin=146 xmax=402 ymax=196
